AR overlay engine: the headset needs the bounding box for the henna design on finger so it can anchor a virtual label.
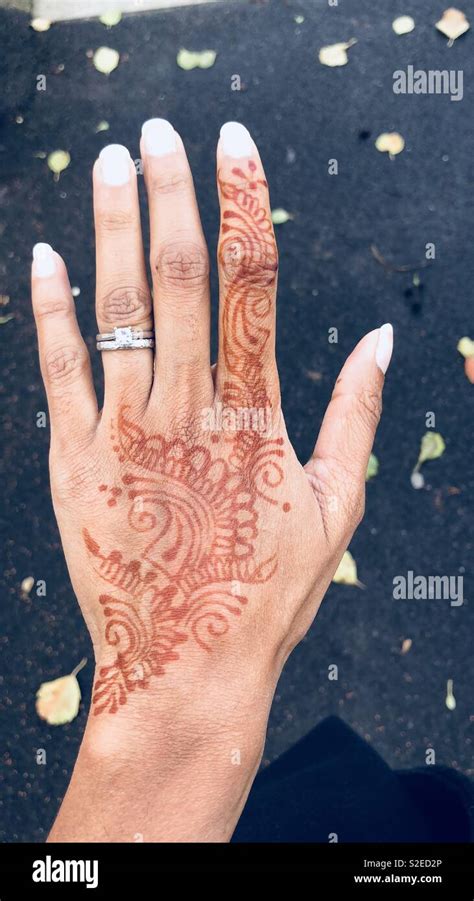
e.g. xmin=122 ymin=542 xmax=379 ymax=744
xmin=86 ymin=164 xmax=286 ymax=715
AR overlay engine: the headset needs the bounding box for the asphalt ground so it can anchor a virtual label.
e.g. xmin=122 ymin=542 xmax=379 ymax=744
xmin=0 ymin=0 xmax=473 ymax=841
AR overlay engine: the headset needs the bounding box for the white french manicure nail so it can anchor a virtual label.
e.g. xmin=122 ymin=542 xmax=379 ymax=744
xmin=142 ymin=118 xmax=177 ymax=156
xmin=220 ymin=121 xmax=254 ymax=158
xmin=375 ymin=323 xmax=393 ymax=374
xmin=33 ymin=243 xmax=56 ymax=278
xmin=99 ymin=144 xmax=131 ymax=186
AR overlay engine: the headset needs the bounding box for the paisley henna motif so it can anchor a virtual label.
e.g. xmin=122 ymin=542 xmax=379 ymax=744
xmin=86 ymin=163 xmax=285 ymax=715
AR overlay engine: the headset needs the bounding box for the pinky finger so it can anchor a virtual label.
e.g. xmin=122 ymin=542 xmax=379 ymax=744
xmin=31 ymin=243 xmax=98 ymax=447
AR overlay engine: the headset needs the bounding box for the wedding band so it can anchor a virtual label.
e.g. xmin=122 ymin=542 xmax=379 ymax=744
xmin=96 ymin=326 xmax=155 ymax=351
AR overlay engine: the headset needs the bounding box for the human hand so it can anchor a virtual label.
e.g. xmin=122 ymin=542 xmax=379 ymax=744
xmin=32 ymin=120 xmax=392 ymax=840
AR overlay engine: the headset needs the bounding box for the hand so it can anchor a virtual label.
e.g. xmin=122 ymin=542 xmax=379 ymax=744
xmin=31 ymin=120 xmax=392 ymax=841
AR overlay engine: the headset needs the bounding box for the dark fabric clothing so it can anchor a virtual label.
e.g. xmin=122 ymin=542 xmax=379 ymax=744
xmin=233 ymin=717 xmax=473 ymax=843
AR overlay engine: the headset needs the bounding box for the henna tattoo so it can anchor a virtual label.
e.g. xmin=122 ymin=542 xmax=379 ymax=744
xmin=86 ymin=163 xmax=286 ymax=715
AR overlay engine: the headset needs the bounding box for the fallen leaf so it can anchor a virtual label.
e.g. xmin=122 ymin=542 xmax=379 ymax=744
xmin=401 ymin=638 xmax=412 ymax=655
xmin=332 ymin=550 xmax=364 ymax=588
xmin=445 ymin=678 xmax=456 ymax=710
xmin=457 ymin=336 xmax=474 ymax=358
xmin=375 ymin=132 xmax=405 ymax=159
xmin=366 ymin=452 xmax=379 ymax=481
xmin=99 ymin=10 xmax=122 ymax=26
xmin=93 ymin=46 xmax=120 ymax=75
xmin=36 ymin=658 xmax=87 ymax=725
xmin=436 ymin=8 xmax=470 ymax=45
xmin=95 ymin=120 xmax=110 ymax=133
xmin=30 ymin=17 xmax=51 ymax=32
xmin=177 ymin=49 xmax=217 ymax=70
xmin=305 ymin=369 xmax=323 ymax=382
xmin=318 ymin=39 xmax=357 ymax=67
xmin=392 ymin=15 xmax=415 ymax=34
xmin=0 ymin=314 xmax=14 ymax=325
xmin=21 ymin=576 xmax=35 ymax=595
xmin=47 ymin=150 xmax=70 ymax=181
xmin=417 ymin=431 xmax=446 ymax=467
xmin=271 ymin=208 xmax=293 ymax=225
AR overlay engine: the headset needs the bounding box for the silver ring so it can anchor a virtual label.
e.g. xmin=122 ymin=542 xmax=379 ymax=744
xmin=96 ymin=326 xmax=155 ymax=351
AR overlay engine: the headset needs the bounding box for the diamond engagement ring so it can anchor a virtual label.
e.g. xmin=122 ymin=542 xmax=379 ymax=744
xmin=96 ymin=326 xmax=155 ymax=351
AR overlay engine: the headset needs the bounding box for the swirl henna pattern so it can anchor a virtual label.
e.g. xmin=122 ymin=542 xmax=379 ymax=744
xmin=85 ymin=163 xmax=288 ymax=715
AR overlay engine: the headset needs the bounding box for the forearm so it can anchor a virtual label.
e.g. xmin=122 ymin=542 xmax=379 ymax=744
xmin=48 ymin=666 xmax=275 ymax=843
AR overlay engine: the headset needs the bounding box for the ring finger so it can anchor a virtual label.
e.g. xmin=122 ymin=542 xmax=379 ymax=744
xmin=93 ymin=144 xmax=153 ymax=412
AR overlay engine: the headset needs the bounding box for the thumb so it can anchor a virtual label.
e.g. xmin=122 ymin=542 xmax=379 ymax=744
xmin=304 ymin=324 xmax=393 ymax=541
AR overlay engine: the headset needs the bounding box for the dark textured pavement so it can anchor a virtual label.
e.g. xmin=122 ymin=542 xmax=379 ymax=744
xmin=0 ymin=0 xmax=473 ymax=841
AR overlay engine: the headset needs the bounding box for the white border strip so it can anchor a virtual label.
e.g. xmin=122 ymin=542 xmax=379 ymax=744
xmin=33 ymin=0 xmax=226 ymax=23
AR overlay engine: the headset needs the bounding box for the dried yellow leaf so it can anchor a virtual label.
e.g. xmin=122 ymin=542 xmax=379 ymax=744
xmin=436 ymin=8 xmax=470 ymax=45
xmin=93 ymin=46 xmax=120 ymax=74
xmin=375 ymin=132 xmax=405 ymax=159
xmin=457 ymin=336 xmax=474 ymax=358
xmin=177 ymin=49 xmax=217 ymax=70
xmin=30 ymin=18 xmax=51 ymax=32
xmin=332 ymin=550 xmax=364 ymax=588
xmin=36 ymin=659 xmax=87 ymax=726
xmin=47 ymin=150 xmax=70 ymax=181
xmin=318 ymin=39 xmax=356 ymax=67
xmin=392 ymin=16 xmax=415 ymax=35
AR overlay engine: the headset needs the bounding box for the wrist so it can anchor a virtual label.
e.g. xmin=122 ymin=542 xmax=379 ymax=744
xmin=51 ymin=665 xmax=272 ymax=842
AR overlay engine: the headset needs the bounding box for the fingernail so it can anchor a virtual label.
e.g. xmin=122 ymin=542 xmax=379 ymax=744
xmin=33 ymin=243 xmax=56 ymax=278
xmin=142 ymin=118 xmax=177 ymax=156
xmin=375 ymin=323 xmax=393 ymax=374
xmin=220 ymin=122 xmax=254 ymax=157
xmin=99 ymin=144 xmax=131 ymax=186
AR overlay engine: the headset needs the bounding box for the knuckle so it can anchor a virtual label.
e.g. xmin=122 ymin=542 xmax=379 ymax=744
xmin=308 ymin=454 xmax=366 ymax=541
xmin=35 ymin=297 xmax=72 ymax=320
xmin=354 ymin=388 xmax=382 ymax=432
xmin=219 ymin=232 xmax=278 ymax=288
xmin=44 ymin=344 xmax=88 ymax=386
xmin=99 ymin=285 xmax=151 ymax=325
xmin=149 ymin=170 xmax=191 ymax=197
xmin=153 ymin=240 xmax=209 ymax=294
xmin=96 ymin=208 xmax=135 ymax=233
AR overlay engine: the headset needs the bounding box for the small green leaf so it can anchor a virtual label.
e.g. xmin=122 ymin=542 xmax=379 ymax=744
xmin=366 ymin=452 xmax=379 ymax=480
xmin=457 ymin=336 xmax=474 ymax=359
xmin=332 ymin=550 xmax=364 ymax=588
xmin=95 ymin=120 xmax=110 ymax=133
xmin=177 ymin=49 xmax=217 ymax=70
xmin=99 ymin=10 xmax=122 ymax=27
xmin=47 ymin=150 xmax=71 ymax=181
xmin=271 ymin=208 xmax=293 ymax=225
xmin=445 ymin=678 xmax=456 ymax=711
xmin=412 ymin=431 xmax=446 ymax=476
xmin=0 ymin=314 xmax=14 ymax=325
xmin=93 ymin=46 xmax=120 ymax=74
